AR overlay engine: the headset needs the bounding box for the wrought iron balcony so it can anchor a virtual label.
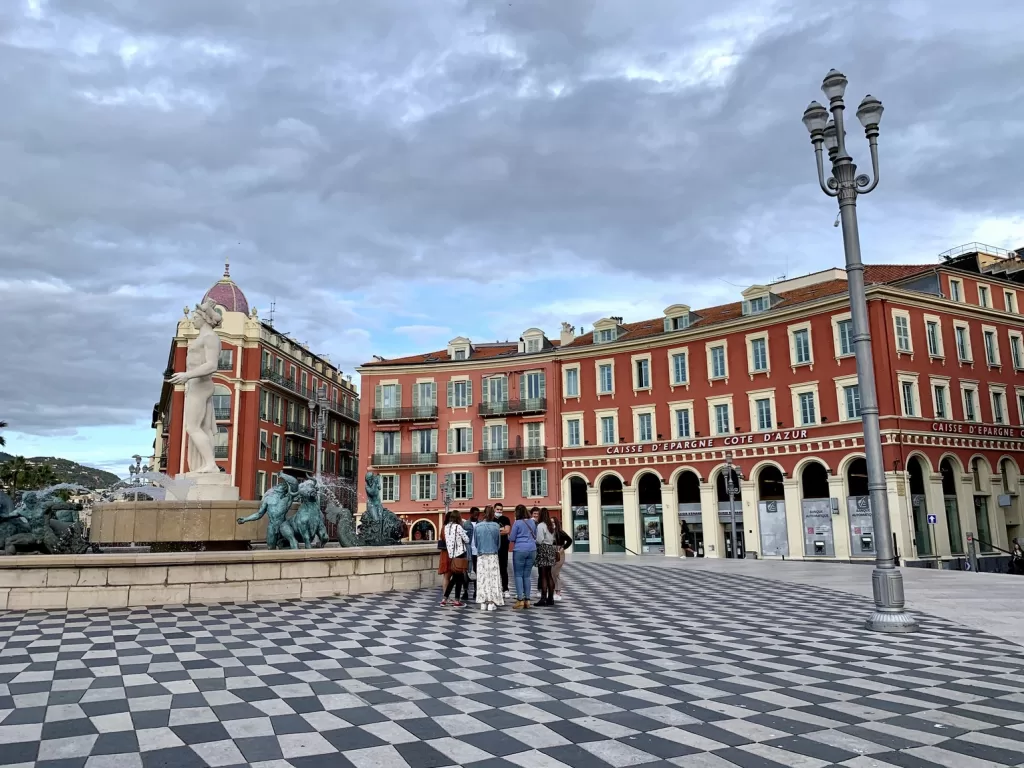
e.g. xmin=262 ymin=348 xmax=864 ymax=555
xmin=217 ymin=360 xmax=234 ymax=371
xmin=260 ymin=366 xmax=315 ymax=400
xmin=327 ymin=399 xmax=360 ymax=423
xmin=478 ymin=446 xmax=548 ymax=464
xmin=214 ymin=407 xmax=231 ymax=421
xmin=338 ymin=439 xmax=356 ymax=453
xmin=371 ymin=452 xmax=438 ymax=467
xmin=284 ymin=454 xmax=314 ymax=471
xmin=214 ymin=446 xmax=229 ymax=459
xmin=286 ymin=420 xmax=315 ymax=438
xmin=371 ymin=406 xmax=438 ymax=422
xmin=479 ymin=397 xmax=547 ymax=418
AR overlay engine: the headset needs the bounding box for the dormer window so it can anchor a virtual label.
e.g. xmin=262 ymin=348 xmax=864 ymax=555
xmin=663 ymin=304 xmax=693 ymax=333
xmin=447 ymin=336 xmax=472 ymax=361
xmin=596 ymin=328 xmax=616 ymax=343
xmin=592 ymin=318 xmax=623 ymax=344
xmin=519 ymin=328 xmax=548 ymax=354
xmin=741 ymin=286 xmax=779 ymax=316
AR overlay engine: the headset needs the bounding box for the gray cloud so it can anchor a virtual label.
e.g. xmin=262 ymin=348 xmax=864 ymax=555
xmin=1 ymin=0 xmax=1023 ymax=441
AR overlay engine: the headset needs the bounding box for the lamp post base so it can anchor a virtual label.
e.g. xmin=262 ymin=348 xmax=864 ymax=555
xmin=865 ymin=567 xmax=919 ymax=633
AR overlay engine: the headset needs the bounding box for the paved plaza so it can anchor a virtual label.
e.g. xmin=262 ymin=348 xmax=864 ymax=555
xmin=2 ymin=561 xmax=1024 ymax=768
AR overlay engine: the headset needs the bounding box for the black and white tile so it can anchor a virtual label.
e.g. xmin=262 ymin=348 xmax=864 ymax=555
xmin=2 ymin=562 xmax=1023 ymax=767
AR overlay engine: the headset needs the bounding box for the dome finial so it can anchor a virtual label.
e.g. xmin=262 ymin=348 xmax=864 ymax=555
xmin=224 ymin=254 xmax=230 ymax=278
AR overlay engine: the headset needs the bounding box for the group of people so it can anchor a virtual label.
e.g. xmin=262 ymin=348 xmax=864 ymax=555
xmin=438 ymin=503 xmax=573 ymax=610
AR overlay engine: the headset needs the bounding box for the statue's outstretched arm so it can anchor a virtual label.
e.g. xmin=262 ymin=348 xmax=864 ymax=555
xmin=238 ymin=498 xmax=268 ymax=524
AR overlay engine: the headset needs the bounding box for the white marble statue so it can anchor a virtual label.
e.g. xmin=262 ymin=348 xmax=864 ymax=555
xmin=168 ymin=298 xmax=223 ymax=474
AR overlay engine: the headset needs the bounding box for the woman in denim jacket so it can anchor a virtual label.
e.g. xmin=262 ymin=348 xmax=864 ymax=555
xmin=473 ymin=506 xmax=504 ymax=611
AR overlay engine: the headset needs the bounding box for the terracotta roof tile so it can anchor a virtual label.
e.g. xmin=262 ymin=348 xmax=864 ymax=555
xmin=360 ymin=264 xmax=933 ymax=367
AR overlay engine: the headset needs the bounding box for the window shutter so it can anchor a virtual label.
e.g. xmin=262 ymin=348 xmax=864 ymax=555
xmin=467 ymin=428 xmax=473 ymax=452
xmin=429 ymin=473 xmax=437 ymax=500
xmin=395 ymin=383 xmax=402 ymax=407
xmin=501 ymin=375 xmax=508 ymax=402
xmin=541 ymin=469 xmax=548 ymax=497
xmin=412 ymin=384 xmax=420 ymax=407
xmin=374 ymin=384 xmax=382 ymax=408
xmin=466 ymin=472 xmax=474 ymax=499
xmin=467 ymin=380 xmax=473 ymax=406
xmin=501 ymin=424 xmax=508 ymax=449
xmin=447 ymin=428 xmax=454 ymax=454
xmin=447 ymin=381 xmax=454 ymax=407
xmin=394 ymin=476 xmax=400 ymax=502
xmin=522 ymin=470 xmax=529 ymax=497
xmin=411 ymin=475 xmax=419 ymax=501
xmin=539 ymin=372 xmax=546 ymax=399
xmin=664 ymin=317 xmax=672 ymax=333
xmin=482 ymin=378 xmax=490 ymax=403
xmin=431 ymin=428 xmax=438 ymax=453
xmin=519 ymin=374 xmax=526 ymax=401
xmin=430 ymin=382 xmax=437 ymax=406
xmin=374 ymin=432 xmax=383 ymax=455
xmin=482 ymin=427 xmax=490 ymax=450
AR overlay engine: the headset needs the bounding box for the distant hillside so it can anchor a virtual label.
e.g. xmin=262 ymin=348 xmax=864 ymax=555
xmin=0 ymin=452 xmax=121 ymax=490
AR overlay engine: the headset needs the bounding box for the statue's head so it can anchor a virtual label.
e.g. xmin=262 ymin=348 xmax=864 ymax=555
xmin=21 ymin=491 xmax=37 ymax=505
xmin=298 ymin=479 xmax=317 ymax=499
xmin=193 ymin=298 xmax=224 ymax=329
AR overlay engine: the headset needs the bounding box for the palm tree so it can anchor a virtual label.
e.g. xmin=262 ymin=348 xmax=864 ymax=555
xmin=0 ymin=420 xmax=7 ymax=448
xmin=0 ymin=456 xmax=30 ymax=495
xmin=27 ymin=463 xmax=58 ymax=490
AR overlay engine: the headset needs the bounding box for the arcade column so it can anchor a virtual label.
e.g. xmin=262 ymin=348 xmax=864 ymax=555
xmin=622 ymin=486 xmax=641 ymax=555
xmin=926 ymin=471 xmax=952 ymax=558
xmin=888 ymin=472 xmax=915 ymax=562
xmin=740 ymin=478 xmax=757 ymax=558
xmin=699 ymin=481 xmax=723 ymax=558
xmin=586 ymin=486 xmax=603 ymax=555
xmin=828 ymin=475 xmax=851 ymax=560
xmin=783 ymin=478 xmax=804 ymax=559
xmin=661 ymin=483 xmax=681 ymax=558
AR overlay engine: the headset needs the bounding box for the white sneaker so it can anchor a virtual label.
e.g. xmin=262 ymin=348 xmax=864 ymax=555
xmin=487 ymin=603 xmax=496 ymax=611
xmin=554 ymin=594 xmax=562 ymax=602
xmin=479 ymin=603 xmax=486 ymax=611
xmin=503 ymin=590 xmax=510 ymax=598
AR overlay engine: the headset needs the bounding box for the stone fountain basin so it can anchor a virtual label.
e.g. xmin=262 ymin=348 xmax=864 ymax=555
xmin=90 ymin=500 xmax=269 ymax=544
xmin=0 ymin=544 xmax=441 ymax=611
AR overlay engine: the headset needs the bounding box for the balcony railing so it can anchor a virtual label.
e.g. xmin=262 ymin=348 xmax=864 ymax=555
xmin=371 ymin=452 xmax=438 ymax=467
xmin=217 ymin=360 xmax=234 ymax=371
xmin=327 ymin=399 xmax=360 ymax=423
xmin=478 ymin=446 xmax=548 ymax=464
xmin=214 ymin=407 xmax=231 ymax=421
xmin=286 ymin=420 xmax=315 ymax=438
xmin=260 ymin=366 xmax=315 ymax=400
xmin=338 ymin=439 xmax=356 ymax=453
xmin=214 ymin=446 xmax=229 ymax=459
xmin=479 ymin=397 xmax=547 ymax=418
xmin=284 ymin=454 xmax=314 ymax=471
xmin=371 ymin=406 xmax=438 ymax=422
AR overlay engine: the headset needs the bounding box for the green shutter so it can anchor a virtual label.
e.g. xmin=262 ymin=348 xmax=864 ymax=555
xmin=430 ymin=382 xmax=437 ymax=406
xmin=482 ymin=378 xmax=490 ymax=403
xmin=447 ymin=428 xmax=454 ymax=454
xmin=429 ymin=473 xmax=437 ymax=500
xmin=394 ymin=475 xmax=400 ymax=502
xmin=467 ymin=380 xmax=473 ymax=406
xmin=466 ymin=472 xmax=474 ymax=499
xmin=374 ymin=384 xmax=382 ymax=408
xmin=540 ymin=469 xmax=548 ymax=497
xmin=447 ymin=381 xmax=454 ymax=407
xmin=395 ymin=383 xmax=402 ymax=407
xmin=519 ymin=374 xmax=526 ymax=401
xmin=664 ymin=317 xmax=672 ymax=332
xmin=521 ymin=469 xmax=529 ymax=498
xmin=431 ymin=428 xmax=438 ymax=453
xmin=466 ymin=427 xmax=473 ymax=452
xmin=500 ymin=375 xmax=508 ymax=402
xmin=374 ymin=432 xmax=383 ymax=455
xmin=501 ymin=424 xmax=508 ymax=449
xmin=411 ymin=475 xmax=419 ymax=501
xmin=482 ymin=426 xmax=490 ymax=450
xmin=412 ymin=384 xmax=420 ymax=407
xmin=539 ymin=372 xmax=546 ymax=399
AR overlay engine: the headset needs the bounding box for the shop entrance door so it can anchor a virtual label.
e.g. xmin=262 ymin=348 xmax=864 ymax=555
xmin=606 ymin=522 xmax=626 ymax=552
xmin=723 ymin=529 xmax=745 ymax=558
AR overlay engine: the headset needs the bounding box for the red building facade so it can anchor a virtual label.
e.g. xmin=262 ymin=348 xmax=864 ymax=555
xmin=358 ymin=246 xmax=1024 ymax=568
xmin=153 ymin=266 xmax=360 ymax=503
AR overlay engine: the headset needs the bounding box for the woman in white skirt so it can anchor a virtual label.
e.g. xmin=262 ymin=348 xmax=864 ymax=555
xmin=474 ymin=506 xmax=504 ymax=611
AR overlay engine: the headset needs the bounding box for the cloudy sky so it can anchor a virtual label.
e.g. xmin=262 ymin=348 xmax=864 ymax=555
xmin=1 ymin=0 xmax=1022 ymax=474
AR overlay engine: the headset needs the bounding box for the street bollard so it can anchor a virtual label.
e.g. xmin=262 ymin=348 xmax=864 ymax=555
xmin=966 ymin=532 xmax=979 ymax=573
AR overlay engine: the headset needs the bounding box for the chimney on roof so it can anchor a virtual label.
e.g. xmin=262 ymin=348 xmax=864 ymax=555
xmin=612 ymin=316 xmax=623 ymax=325
xmin=560 ymin=322 xmax=575 ymax=347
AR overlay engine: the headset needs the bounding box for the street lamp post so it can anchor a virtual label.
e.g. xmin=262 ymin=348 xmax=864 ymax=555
xmin=802 ymin=70 xmax=918 ymax=633
xmin=307 ymin=386 xmax=328 ymax=490
xmin=724 ymin=453 xmax=741 ymax=558
xmin=442 ymin=472 xmax=454 ymax=519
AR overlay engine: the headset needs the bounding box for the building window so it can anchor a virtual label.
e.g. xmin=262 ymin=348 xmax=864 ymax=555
xmin=837 ymin=319 xmax=853 ymax=356
xmin=259 ymin=430 xmax=268 ymax=460
xmin=565 ymin=368 xmax=579 ymax=397
xmin=488 ymin=470 xmax=503 ymax=499
xmin=256 ymin=471 xmax=267 ymax=498
xmin=453 ymin=348 xmax=466 ymax=360
xmin=378 ymin=431 xmax=397 ymax=455
xmin=1006 ymin=290 xmax=1018 ymax=313
xmin=452 ymin=472 xmax=472 ymax=500
xmin=485 ymin=423 xmax=508 ymax=450
xmin=949 ymin=278 xmax=962 ymax=302
xmin=901 ymin=381 xmax=916 ymax=417
xmin=381 ymin=475 xmax=398 ymax=502
xmin=963 ymin=386 xmax=978 ymax=422
xmin=523 ymin=468 xmax=548 ymax=498
xmin=415 ymin=381 xmax=436 ymax=407
xmin=710 ymin=346 xmax=727 ymax=379
xmin=894 ymin=314 xmax=911 ymax=353
xmin=672 ymin=352 xmax=688 ymax=385
xmin=598 ymin=363 xmax=614 ymax=394
xmin=751 ymin=338 xmax=768 ymax=372
xmin=525 ymin=423 xmax=541 ymax=448
xmin=635 ymin=358 xmax=650 ymax=389
xmin=1018 ymin=393 xmax=1024 ymax=425
xmin=933 ymin=384 xmax=948 ymax=419
xmin=413 ymin=473 xmax=436 ymax=500
xmin=993 ymin=390 xmax=1006 ymax=424
xmin=271 ymin=434 xmax=281 ymax=462
xmin=486 ymin=375 xmax=507 ymax=404
xmin=525 ymin=338 xmax=541 ymax=353
xmin=380 ymin=383 xmax=399 ymax=408
xmin=596 ymin=328 xmax=616 ymax=343
xmin=448 ymin=426 xmax=472 ymax=453
xmin=844 ymin=385 xmax=861 ymax=420
xmin=218 ymin=348 xmax=234 ymax=371
xmin=746 ymin=295 xmax=767 ymax=314
xmin=755 ymin=398 xmax=772 ymax=431
xmin=955 ymin=325 xmax=972 ymax=362
xmin=566 ymin=418 xmax=581 ymax=447
xmin=637 ymin=412 xmax=653 ymax=442
xmin=926 ymin=320 xmax=941 ymax=357
xmin=978 ymin=285 xmax=990 ymax=308
xmin=793 ymin=329 xmax=811 ymax=365
xmin=600 ymin=416 xmax=616 ymax=445
xmin=799 ymin=392 xmax=817 ymax=425
xmin=449 ymin=380 xmax=470 ymax=408
xmin=984 ymin=329 xmax=999 ymax=366
xmin=674 ymin=408 xmax=691 ymax=438
xmin=1012 ymin=334 xmax=1024 ymax=369
xmin=413 ymin=428 xmax=435 ymax=454
xmin=523 ymin=371 xmax=544 ymax=399
xmin=714 ymin=404 xmax=730 ymax=435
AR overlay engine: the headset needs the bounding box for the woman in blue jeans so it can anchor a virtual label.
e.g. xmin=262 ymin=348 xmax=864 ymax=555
xmin=508 ymin=504 xmax=538 ymax=609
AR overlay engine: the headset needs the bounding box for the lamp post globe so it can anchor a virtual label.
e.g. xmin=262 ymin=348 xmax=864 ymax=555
xmin=800 ymin=70 xmax=918 ymax=633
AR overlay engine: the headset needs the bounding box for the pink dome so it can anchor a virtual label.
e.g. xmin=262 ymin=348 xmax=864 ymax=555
xmin=202 ymin=261 xmax=249 ymax=315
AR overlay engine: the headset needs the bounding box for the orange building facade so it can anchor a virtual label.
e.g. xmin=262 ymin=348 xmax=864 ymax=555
xmin=152 ymin=266 xmax=360 ymax=504
xmin=358 ymin=245 xmax=1024 ymax=569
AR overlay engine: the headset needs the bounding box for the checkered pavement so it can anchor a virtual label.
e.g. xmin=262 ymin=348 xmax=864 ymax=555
xmin=2 ymin=562 xmax=1024 ymax=767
